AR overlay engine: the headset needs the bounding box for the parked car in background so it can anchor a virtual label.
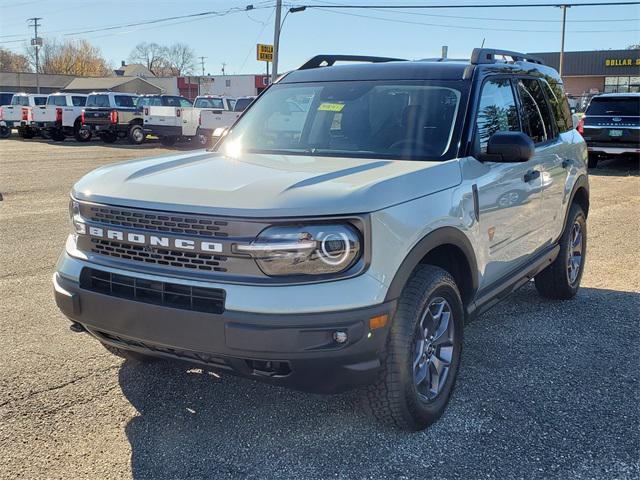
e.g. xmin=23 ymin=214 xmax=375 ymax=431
xmin=141 ymin=95 xmax=203 ymax=147
xmin=0 ymin=93 xmax=47 ymax=139
xmin=197 ymin=95 xmax=246 ymax=145
xmin=578 ymin=93 xmax=640 ymax=168
xmin=33 ymin=93 xmax=90 ymax=142
xmin=0 ymin=92 xmax=15 ymax=138
xmin=82 ymin=92 xmax=144 ymax=145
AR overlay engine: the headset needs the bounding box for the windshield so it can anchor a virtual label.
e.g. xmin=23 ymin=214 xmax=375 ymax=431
xmin=220 ymin=81 xmax=465 ymax=160
xmin=86 ymin=94 xmax=110 ymax=107
xmin=234 ymin=97 xmax=254 ymax=112
xmin=194 ymin=97 xmax=225 ymax=109
xmin=11 ymin=96 xmax=28 ymax=106
xmin=587 ymin=97 xmax=640 ymax=116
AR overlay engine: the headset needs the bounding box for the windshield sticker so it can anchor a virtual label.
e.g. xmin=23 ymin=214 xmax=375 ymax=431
xmin=318 ymin=103 xmax=345 ymax=112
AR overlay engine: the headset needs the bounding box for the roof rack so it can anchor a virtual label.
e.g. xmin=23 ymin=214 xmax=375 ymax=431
xmin=298 ymin=54 xmax=406 ymax=70
xmin=471 ymin=48 xmax=544 ymax=66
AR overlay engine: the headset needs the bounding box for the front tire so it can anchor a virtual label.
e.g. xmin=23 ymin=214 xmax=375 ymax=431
xmin=100 ymin=132 xmax=117 ymax=144
xmin=160 ymin=135 xmax=178 ymax=147
xmin=363 ymin=265 xmax=463 ymax=431
xmin=101 ymin=343 xmax=156 ymax=364
xmin=535 ymin=203 xmax=586 ymax=299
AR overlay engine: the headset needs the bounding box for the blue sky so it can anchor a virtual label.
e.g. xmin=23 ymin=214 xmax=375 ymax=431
xmin=1 ymin=0 xmax=638 ymax=75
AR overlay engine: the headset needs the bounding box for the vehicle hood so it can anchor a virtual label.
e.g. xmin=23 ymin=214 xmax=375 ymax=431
xmin=73 ymin=151 xmax=462 ymax=217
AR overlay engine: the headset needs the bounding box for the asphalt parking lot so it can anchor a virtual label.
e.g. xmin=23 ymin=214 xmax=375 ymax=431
xmin=0 ymin=136 xmax=638 ymax=480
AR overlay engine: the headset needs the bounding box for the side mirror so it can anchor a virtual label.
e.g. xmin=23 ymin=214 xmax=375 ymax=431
xmin=572 ymin=113 xmax=580 ymax=130
xmin=484 ymin=131 xmax=535 ymax=163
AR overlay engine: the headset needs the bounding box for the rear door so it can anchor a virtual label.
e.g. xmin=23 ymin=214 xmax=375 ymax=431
xmin=515 ymin=78 xmax=568 ymax=246
xmin=473 ymin=77 xmax=545 ymax=283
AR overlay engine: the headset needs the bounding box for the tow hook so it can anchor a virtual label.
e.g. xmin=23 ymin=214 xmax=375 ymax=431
xmin=69 ymin=322 xmax=86 ymax=333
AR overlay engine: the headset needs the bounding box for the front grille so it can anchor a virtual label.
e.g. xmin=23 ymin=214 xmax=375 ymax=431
xmin=80 ymin=267 xmax=225 ymax=314
xmin=86 ymin=205 xmax=229 ymax=238
xmin=91 ymin=238 xmax=228 ymax=272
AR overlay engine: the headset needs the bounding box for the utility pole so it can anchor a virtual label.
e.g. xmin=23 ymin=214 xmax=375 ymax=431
xmin=27 ymin=17 xmax=42 ymax=94
xmin=199 ymin=56 xmax=207 ymax=77
xmin=559 ymin=5 xmax=569 ymax=78
xmin=271 ymin=0 xmax=282 ymax=84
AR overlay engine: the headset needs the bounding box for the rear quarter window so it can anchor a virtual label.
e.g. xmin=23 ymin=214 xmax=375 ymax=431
xmin=114 ymin=95 xmax=136 ymax=108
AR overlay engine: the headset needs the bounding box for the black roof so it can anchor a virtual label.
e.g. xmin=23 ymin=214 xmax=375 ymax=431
xmin=281 ymin=49 xmax=562 ymax=84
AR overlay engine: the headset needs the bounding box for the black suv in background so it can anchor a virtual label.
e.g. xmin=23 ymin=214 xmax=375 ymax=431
xmin=579 ymin=93 xmax=640 ymax=168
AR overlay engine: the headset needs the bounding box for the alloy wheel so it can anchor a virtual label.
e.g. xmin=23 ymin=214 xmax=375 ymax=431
xmin=413 ymin=297 xmax=454 ymax=401
xmin=567 ymin=221 xmax=583 ymax=285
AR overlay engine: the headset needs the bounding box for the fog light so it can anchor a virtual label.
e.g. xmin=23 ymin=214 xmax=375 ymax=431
xmin=333 ymin=331 xmax=348 ymax=344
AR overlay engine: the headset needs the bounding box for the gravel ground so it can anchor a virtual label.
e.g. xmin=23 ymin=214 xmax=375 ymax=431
xmin=0 ymin=137 xmax=638 ymax=480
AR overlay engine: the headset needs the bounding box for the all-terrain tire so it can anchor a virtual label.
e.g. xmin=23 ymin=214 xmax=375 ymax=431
xmin=535 ymin=203 xmax=587 ymax=300
xmin=363 ymin=265 xmax=464 ymax=431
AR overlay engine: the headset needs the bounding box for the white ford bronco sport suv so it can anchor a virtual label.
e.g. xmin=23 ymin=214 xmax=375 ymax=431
xmin=54 ymin=49 xmax=589 ymax=431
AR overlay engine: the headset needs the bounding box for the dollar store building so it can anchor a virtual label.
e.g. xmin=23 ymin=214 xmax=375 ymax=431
xmin=531 ymin=49 xmax=640 ymax=96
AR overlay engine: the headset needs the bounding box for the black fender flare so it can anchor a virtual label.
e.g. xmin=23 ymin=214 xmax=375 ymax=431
xmin=560 ymin=174 xmax=589 ymax=239
xmin=384 ymin=226 xmax=479 ymax=302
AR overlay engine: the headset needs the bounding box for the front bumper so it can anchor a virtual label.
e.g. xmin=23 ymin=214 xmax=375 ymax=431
xmin=54 ymin=258 xmax=394 ymax=394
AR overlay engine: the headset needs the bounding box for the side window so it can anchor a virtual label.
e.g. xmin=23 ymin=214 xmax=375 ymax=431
xmin=179 ymin=98 xmax=192 ymax=108
xmin=541 ymin=80 xmax=572 ymax=133
xmin=516 ymin=79 xmax=556 ymax=143
xmin=114 ymin=95 xmax=135 ymax=108
xmin=72 ymin=96 xmax=86 ymax=107
xmin=475 ymin=78 xmax=520 ymax=153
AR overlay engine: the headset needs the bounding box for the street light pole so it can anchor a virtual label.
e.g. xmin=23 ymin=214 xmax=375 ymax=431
xmin=271 ymin=0 xmax=282 ymax=84
xmin=559 ymin=5 xmax=569 ymax=78
xmin=28 ymin=17 xmax=42 ymax=94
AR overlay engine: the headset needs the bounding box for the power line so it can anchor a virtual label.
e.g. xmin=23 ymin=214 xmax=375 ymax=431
xmin=304 ymin=0 xmax=640 ymax=22
xmin=294 ymin=2 xmax=640 ymax=8
xmin=311 ymin=7 xmax=640 ymax=33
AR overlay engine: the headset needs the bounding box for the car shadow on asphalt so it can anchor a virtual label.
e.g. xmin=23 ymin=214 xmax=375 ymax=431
xmin=588 ymin=155 xmax=639 ymax=177
xmin=117 ymin=285 xmax=640 ymax=479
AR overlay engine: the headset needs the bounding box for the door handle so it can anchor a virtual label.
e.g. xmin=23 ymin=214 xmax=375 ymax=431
xmin=524 ymin=169 xmax=540 ymax=183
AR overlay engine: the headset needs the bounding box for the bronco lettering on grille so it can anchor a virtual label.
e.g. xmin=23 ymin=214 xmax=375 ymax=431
xmin=87 ymin=226 xmax=223 ymax=253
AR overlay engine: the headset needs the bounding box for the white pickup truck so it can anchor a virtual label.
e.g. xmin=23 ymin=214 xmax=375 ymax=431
xmin=0 ymin=93 xmax=47 ymax=138
xmin=197 ymin=95 xmax=254 ymax=145
xmin=33 ymin=93 xmax=91 ymax=142
xmin=142 ymin=95 xmax=203 ymax=147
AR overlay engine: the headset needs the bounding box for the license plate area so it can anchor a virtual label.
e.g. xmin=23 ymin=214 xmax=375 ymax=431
xmin=609 ymin=129 xmax=623 ymax=137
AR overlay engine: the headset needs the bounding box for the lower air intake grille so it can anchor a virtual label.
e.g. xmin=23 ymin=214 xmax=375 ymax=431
xmin=80 ymin=268 xmax=225 ymax=314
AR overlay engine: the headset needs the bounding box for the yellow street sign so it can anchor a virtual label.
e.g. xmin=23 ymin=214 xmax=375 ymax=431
xmin=257 ymin=44 xmax=273 ymax=62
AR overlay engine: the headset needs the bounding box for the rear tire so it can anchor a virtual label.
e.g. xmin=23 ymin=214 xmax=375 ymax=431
xmin=100 ymin=132 xmax=117 ymax=144
xmin=587 ymin=153 xmax=599 ymax=169
xmin=160 ymin=135 xmax=178 ymax=147
xmin=18 ymin=127 xmax=34 ymax=139
xmin=101 ymin=343 xmax=157 ymax=364
xmin=196 ymin=128 xmax=212 ymax=148
xmin=128 ymin=124 xmax=145 ymax=145
xmin=74 ymin=121 xmax=92 ymax=142
xmin=535 ymin=203 xmax=586 ymax=300
xmin=51 ymin=131 xmax=66 ymax=142
xmin=363 ymin=265 xmax=463 ymax=431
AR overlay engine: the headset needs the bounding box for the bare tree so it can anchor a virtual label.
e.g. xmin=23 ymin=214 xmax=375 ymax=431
xmin=164 ymin=43 xmax=196 ymax=76
xmin=128 ymin=42 xmax=166 ymax=75
xmin=25 ymin=39 xmax=110 ymax=76
xmin=0 ymin=48 xmax=32 ymax=72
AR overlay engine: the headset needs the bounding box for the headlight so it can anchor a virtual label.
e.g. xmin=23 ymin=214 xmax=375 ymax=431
xmin=69 ymin=199 xmax=86 ymax=235
xmin=236 ymin=224 xmax=361 ymax=276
